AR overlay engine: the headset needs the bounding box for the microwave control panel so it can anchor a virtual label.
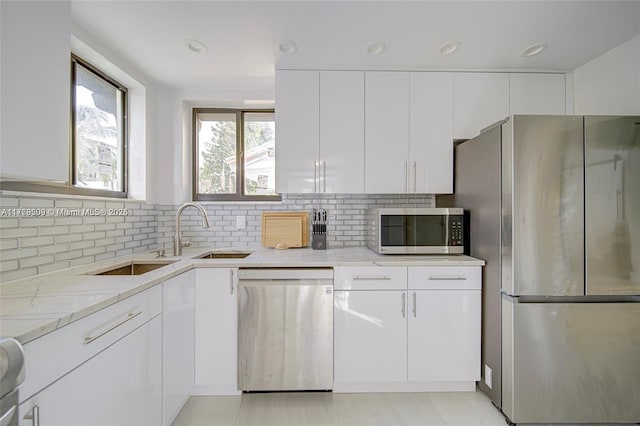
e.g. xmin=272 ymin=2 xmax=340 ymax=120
xmin=448 ymin=215 xmax=464 ymax=246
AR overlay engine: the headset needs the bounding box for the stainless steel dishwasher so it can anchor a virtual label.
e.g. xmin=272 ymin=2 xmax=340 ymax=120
xmin=237 ymin=268 xmax=333 ymax=391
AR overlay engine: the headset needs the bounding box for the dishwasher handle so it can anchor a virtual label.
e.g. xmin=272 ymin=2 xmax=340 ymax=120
xmin=238 ymin=268 xmax=333 ymax=281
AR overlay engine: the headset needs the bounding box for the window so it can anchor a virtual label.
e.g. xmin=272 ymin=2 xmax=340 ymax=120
xmin=193 ymin=108 xmax=279 ymax=201
xmin=71 ymin=55 xmax=127 ymax=196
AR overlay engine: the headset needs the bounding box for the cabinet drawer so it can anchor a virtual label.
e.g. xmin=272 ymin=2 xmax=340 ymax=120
xmin=334 ymin=267 xmax=407 ymax=290
xmin=408 ymin=266 xmax=481 ymax=290
xmin=20 ymin=285 xmax=161 ymax=402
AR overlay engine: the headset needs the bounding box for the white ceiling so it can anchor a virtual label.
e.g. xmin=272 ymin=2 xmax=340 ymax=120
xmin=71 ymin=1 xmax=640 ymax=90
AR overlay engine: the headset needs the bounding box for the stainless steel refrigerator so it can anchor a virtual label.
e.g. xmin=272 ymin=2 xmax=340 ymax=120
xmin=454 ymin=115 xmax=640 ymax=424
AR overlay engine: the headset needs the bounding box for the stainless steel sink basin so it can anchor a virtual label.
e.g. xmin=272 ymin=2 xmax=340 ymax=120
xmin=194 ymin=251 xmax=251 ymax=259
xmin=91 ymin=260 xmax=177 ymax=275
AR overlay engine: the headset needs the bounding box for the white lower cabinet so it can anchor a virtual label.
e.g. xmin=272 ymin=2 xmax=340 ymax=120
xmin=407 ymin=290 xmax=481 ymax=382
xmin=334 ymin=290 xmax=407 ymax=384
xmin=407 ymin=266 xmax=481 ymax=385
xmin=334 ymin=266 xmax=481 ymax=392
xmin=193 ymin=268 xmax=240 ymax=395
xmin=162 ymin=270 xmax=196 ymax=425
xmin=19 ymin=316 xmax=162 ymax=426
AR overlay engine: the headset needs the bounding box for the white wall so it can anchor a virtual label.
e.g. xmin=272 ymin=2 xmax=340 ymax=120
xmin=70 ymin=24 xmax=159 ymax=201
xmin=0 ymin=1 xmax=70 ymax=182
xmin=154 ymin=85 xmax=275 ymax=204
xmin=573 ymin=35 xmax=640 ymax=115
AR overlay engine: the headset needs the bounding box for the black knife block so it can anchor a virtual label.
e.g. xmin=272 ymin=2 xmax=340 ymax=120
xmin=312 ymin=234 xmax=327 ymax=250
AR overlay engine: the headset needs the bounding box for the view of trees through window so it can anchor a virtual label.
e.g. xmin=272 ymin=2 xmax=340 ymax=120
xmin=195 ymin=110 xmax=277 ymax=200
xmin=72 ymin=58 xmax=126 ymax=193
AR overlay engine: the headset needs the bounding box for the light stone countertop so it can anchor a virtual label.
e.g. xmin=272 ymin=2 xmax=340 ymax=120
xmin=0 ymin=247 xmax=484 ymax=344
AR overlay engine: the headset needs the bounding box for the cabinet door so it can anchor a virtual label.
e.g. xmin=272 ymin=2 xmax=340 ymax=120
xmin=162 ymin=270 xmax=195 ymax=425
xmin=453 ymin=73 xmax=509 ymax=139
xmin=334 ymin=290 xmax=407 ymax=383
xmin=510 ymin=73 xmax=566 ymax=115
xmin=365 ymin=72 xmax=410 ymax=193
xmin=410 ymin=72 xmax=453 ymax=193
xmin=320 ymin=71 xmax=365 ymax=193
xmin=194 ymin=268 xmax=239 ymax=394
xmin=408 ymin=290 xmax=481 ymax=382
xmin=275 ymin=70 xmax=319 ymax=193
xmin=19 ymin=317 xmax=162 ymax=426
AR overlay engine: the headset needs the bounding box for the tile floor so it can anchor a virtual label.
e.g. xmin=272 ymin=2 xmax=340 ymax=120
xmin=172 ymin=391 xmax=508 ymax=426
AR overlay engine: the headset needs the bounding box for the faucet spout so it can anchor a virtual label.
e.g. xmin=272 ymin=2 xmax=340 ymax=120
xmin=174 ymin=202 xmax=210 ymax=256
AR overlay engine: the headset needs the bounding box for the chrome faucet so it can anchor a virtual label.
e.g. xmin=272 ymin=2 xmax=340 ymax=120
xmin=174 ymin=202 xmax=210 ymax=256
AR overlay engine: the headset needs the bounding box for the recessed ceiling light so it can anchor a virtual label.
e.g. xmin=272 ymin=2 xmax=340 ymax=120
xmin=438 ymin=41 xmax=460 ymax=55
xmin=521 ymin=43 xmax=547 ymax=57
xmin=187 ymin=39 xmax=208 ymax=54
xmin=366 ymin=42 xmax=386 ymax=55
xmin=279 ymin=40 xmax=297 ymax=54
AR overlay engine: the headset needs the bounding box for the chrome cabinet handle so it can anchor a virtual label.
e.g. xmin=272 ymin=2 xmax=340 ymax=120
xmin=412 ymin=292 xmax=417 ymax=318
xmin=313 ymin=161 xmax=318 ymax=192
xmin=323 ymin=161 xmax=326 ymax=192
xmin=1 ymin=406 xmax=16 ymax=426
xmin=401 ymin=293 xmax=406 ymax=318
xmin=23 ymin=405 xmax=39 ymax=426
xmin=412 ymin=161 xmax=417 ymax=193
xmin=428 ymin=277 xmax=467 ymax=281
xmin=352 ymin=276 xmax=391 ymax=281
xmin=83 ymin=311 xmax=142 ymax=345
xmin=230 ymin=270 xmax=234 ymax=295
xmin=403 ymin=161 xmax=408 ymax=192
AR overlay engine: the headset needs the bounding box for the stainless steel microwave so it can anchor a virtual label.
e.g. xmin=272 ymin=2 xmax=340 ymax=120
xmin=367 ymin=208 xmax=464 ymax=254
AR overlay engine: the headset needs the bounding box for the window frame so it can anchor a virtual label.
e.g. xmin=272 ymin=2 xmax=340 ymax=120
xmin=192 ymin=107 xmax=280 ymax=202
xmin=70 ymin=54 xmax=128 ymax=198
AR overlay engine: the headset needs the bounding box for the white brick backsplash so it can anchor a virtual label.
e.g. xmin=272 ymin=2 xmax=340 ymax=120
xmin=0 ymin=197 xmax=19 ymax=207
xmin=1 ymin=248 xmax=38 ymax=261
xmin=38 ymin=244 xmax=70 ymax=255
xmin=1 ymin=228 xmax=37 ymax=238
xmin=2 ymin=268 xmax=37 ymax=281
xmin=21 ymin=198 xmax=54 ymax=208
xmin=70 ymin=257 xmax=95 ymax=267
xmin=0 ymin=218 xmax=19 ymax=229
xmin=20 ymin=218 xmax=55 ymax=227
xmin=39 ymin=226 xmax=70 ymax=236
xmin=1 ymin=193 xmax=433 ymax=282
xmin=55 ymin=234 xmax=83 ymax=243
xmin=38 ymin=262 xmax=69 ymax=275
xmin=55 ymin=199 xmax=83 ymax=208
xmin=0 ymin=260 xmax=19 ymax=272
xmin=20 ymin=255 xmax=54 ymax=268
xmin=0 ymin=239 xmax=18 ymax=250
xmin=69 ymin=241 xmax=95 ymax=250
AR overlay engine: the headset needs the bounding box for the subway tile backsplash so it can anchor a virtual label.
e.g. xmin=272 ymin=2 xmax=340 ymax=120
xmin=0 ymin=193 xmax=434 ymax=281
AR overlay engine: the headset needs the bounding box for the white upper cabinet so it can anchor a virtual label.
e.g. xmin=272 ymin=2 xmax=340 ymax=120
xmin=410 ymin=72 xmax=453 ymax=193
xmin=320 ymin=71 xmax=365 ymax=193
xmin=453 ymin=73 xmax=510 ymax=140
xmin=275 ymin=70 xmax=320 ymax=193
xmin=509 ymin=73 xmax=566 ymax=115
xmin=365 ymin=72 xmax=411 ymax=193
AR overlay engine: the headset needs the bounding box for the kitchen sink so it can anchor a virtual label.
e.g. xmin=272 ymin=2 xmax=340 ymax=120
xmin=91 ymin=260 xmax=177 ymax=275
xmin=194 ymin=251 xmax=251 ymax=259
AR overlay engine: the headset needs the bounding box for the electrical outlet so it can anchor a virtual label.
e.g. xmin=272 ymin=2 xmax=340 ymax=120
xmin=236 ymin=215 xmax=246 ymax=230
xmin=484 ymin=364 xmax=493 ymax=389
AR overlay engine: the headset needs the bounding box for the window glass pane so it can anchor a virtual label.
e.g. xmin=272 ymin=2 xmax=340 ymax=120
xmin=74 ymin=64 xmax=124 ymax=191
xmin=197 ymin=113 xmax=237 ymax=194
xmin=244 ymin=112 xmax=276 ymax=195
